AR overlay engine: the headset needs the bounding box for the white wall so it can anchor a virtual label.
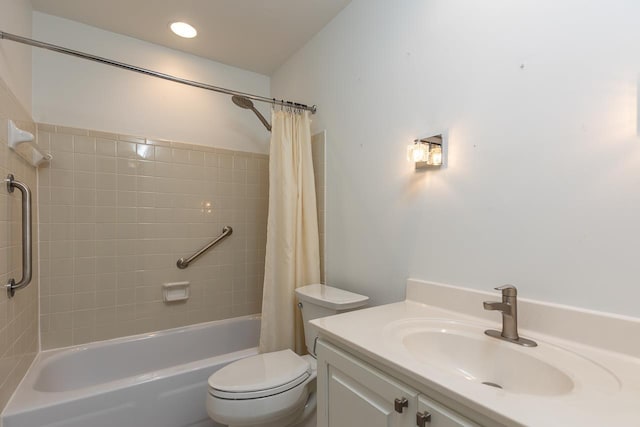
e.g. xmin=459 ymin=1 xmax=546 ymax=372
xmin=0 ymin=0 xmax=32 ymax=114
xmin=33 ymin=12 xmax=272 ymax=153
xmin=272 ymin=0 xmax=640 ymax=316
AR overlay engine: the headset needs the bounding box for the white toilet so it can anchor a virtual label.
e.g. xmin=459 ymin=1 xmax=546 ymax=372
xmin=206 ymin=284 xmax=369 ymax=427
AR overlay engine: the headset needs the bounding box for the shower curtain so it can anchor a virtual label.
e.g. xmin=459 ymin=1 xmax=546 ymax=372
xmin=259 ymin=109 xmax=320 ymax=354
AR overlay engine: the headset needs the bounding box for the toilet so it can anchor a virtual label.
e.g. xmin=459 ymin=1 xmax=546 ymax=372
xmin=206 ymin=284 xmax=369 ymax=427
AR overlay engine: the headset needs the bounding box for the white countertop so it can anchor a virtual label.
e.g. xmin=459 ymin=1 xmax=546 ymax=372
xmin=311 ymin=281 xmax=640 ymax=427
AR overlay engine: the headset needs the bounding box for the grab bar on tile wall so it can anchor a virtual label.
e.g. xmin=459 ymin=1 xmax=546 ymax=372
xmin=177 ymin=226 xmax=233 ymax=269
xmin=6 ymin=175 xmax=32 ymax=298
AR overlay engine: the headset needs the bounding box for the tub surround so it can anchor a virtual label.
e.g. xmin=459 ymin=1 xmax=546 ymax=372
xmin=312 ymin=279 xmax=640 ymax=426
xmin=37 ymin=123 xmax=269 ymax=349
xmin=0 ymin=77 xmax=40 ymax=412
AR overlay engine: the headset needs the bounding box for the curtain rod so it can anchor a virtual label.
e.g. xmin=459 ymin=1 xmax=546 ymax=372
xmin=0 ymin=30 xmax=317 ymax=114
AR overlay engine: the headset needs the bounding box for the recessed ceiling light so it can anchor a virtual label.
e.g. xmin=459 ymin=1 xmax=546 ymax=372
xmin=170 ymin=22 xmax=197 ymax=39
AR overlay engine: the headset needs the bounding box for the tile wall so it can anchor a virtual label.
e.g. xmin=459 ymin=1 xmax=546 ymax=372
xmin=38 ymin=125 xmax=268 ymax=349
xmin=311 ymin=131 xmax=326 ymax=282
xmin=0 ymin=79 xmax=39 ymax=411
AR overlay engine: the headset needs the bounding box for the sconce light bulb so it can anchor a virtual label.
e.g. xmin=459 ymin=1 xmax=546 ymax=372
xmin=407 ymin=141 xmax=429 ymax=163
xmin=429 ymin=145 xmax=443 ymax=166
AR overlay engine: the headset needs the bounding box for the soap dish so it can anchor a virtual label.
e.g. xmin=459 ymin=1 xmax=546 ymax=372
xmin=163 ymin=281 xmax=190 ymax=302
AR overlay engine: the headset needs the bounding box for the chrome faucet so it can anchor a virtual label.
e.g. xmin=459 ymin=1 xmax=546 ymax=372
xmin=483 ymin=285 xmax=537 ymax=347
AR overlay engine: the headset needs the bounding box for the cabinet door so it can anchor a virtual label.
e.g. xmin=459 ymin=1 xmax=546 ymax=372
xmin=416 ymin=395 xmax=480 ymax=427
xmin=317 ymin=340 xmax=418 ymax=427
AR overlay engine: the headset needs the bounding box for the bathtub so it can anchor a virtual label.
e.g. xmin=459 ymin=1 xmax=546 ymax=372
xmin=2 ymin=315 xmax=260 ymax=427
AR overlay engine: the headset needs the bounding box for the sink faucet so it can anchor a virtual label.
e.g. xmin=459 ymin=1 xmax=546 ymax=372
xmin=483 ymin=285 xmax=537 ymax=347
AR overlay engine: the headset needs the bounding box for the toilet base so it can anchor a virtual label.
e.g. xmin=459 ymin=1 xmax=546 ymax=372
xmin=228 ymin=390 xmax=316 ymax=427
xmin=229 ymin=409 xmax=315 ymax=427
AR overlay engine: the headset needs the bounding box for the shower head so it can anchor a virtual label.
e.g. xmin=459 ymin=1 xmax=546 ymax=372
xmin=231 ymin=95 xmax=272 ymax=132
xmin=232 ymin=95 xmax=254 ymax=109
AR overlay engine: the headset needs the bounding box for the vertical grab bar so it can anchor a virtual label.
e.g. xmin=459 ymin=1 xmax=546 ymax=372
xmin=6 ymin=174 xmax=32 ymax=298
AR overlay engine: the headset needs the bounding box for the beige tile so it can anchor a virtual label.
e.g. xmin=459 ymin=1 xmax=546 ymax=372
xmin=74 ymin=136 xmax=96 ymax=154
xmin=118 ymin=135 xmax=145 ymax=144
xmin=37 ymin=122 xmax=267 ymax=352
xmin=96 ymin=173 xmax=117 ymax=190
xmin=50 ymin=240 xmax=73 ymax=258
xmin=74 ymin=153 xmax=95 ymax=172
xmin=49 ymin=187 xmax=73 ymax=205
xmin=96 ymin=291 xmax=116 ymax=308
xmin=89 ymin=130 xmax=119 ymax=140
xmin=51 ymin=133 xmax=73 ymax=152
xmin=56 ymin=126 xmax=88 ymax=136
xmin=116 ymin=158 xmax=138 ymax=175
xmin=72 ymin=292 xmax=96 ymax=311
xmin=171 ymin=148 xmax=189 ymax=164
xmin=50 ymin=258 xmax=73 ymax=277
xmin=74 ymin=240 xmax=95 ymax=258
xmin=145 ymin=138 xmax=172 ymax=147
xmin=72 ymin=328 xmax=95 ymax=345
xmin=95 ymin=223 xmax=117 ymax=240
xmin=96 ymin=139 xmax=117 ymax=157
xmin=74 ymin=224 xmax=96 ymax=241
xmin=42 ymin=329 xmax=72 ymax=350
xmin=50 ymin=223 xmax=73 ymax=241
xmin=37 ymin=123 xmax=56 ymax=132
xmin=74 ymin=258 xmax=96 ymax=276
xmin=50 ymin=152 xmax=74 ymax=170
xmin=95 ymin=241 xmax=117 ymax=257
xmin=96 ymin=156 xmax=116 ymax=173
xmin=50 ymin=276 xmax=74 ymax=295
xmin=74 ymin=189 xmax=96 ymax=206
xmin=219 ymin=153 xmax=233 ymax=169
xmin=205 ymin=152 xmax=218 ymax=167
xmin=50 ymin=312 xmax=73 ymax=330
xmin=137 ymin=161 xmax=155 ymax=177
xmin=155 ymin=146 xmax=172 ymax=163
xmin=96 ymin=190 xmax=116 ymax=206
xmin=117 ymin=175 xmax=136 ymax=192
xmin=189 ymin=150 xmax=204 ymax=165
xmin=233 ymin=155 xmax=248 ymax=170
xmin=117 ymin=141 xmax=137 ymax=158
xmin=95 ymin=207 xmax=117 ymax=223
xmin=137 ymin=176 xmax=156 ymax=192
xmin=136 ymin=144 xmax=154 ymax=161
xmin=50 ymin=294 xmax=73 ymax=313
xmin=95 ymin=307 xmax=116 ymax=325
xmin=50 ymin=169 xmax=74 ymax=188
xmin=50 ymin=205 xmax=73 ymax=223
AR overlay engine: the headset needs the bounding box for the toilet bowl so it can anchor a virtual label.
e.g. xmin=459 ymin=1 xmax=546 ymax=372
xmin=206 ymin=284 xmax=368 ymax=427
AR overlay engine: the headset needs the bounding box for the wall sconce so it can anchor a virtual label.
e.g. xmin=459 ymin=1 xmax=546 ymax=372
xmin=407 ymin=134 xmax=444 ymax=169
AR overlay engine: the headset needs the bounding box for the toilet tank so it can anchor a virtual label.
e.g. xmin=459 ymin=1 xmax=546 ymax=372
xmin=294 ymin=284 xmax=368 ymax=356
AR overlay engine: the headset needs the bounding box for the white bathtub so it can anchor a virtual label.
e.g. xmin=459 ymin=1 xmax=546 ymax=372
xmin=2 ymin=315 xmax=260 ymax=427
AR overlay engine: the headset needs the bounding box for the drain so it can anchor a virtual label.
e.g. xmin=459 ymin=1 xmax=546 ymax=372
xmin=481 ymin=381 xmax=503 ymax=389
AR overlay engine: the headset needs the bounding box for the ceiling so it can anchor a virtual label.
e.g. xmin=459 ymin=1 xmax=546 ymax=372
xmin=30 ymin=0 xmax=351 ymax=75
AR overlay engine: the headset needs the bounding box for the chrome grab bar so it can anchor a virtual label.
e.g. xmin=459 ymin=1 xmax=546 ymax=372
xmin=6 ymin=174 xmax=32 ymax=298
xmin=177 ymin=226 xmax=233 ymax=269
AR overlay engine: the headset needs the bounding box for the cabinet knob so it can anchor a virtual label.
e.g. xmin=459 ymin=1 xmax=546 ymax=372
xmin=394 ymin=397 xmax=409 ymax=413
xmin=416 ymin=411 xmax=432 ymax=426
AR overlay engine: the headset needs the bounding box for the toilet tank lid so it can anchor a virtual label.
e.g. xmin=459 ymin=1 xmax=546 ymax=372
xmin=295 ymin=284 xmax=368 ymax=310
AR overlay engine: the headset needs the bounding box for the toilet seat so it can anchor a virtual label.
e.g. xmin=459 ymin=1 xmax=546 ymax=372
xmin=208 ymin=349 xmax=311 ymax=399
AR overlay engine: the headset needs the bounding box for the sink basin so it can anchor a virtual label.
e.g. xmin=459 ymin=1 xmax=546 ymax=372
xmin=383 ymin=319 xmax=620 ymax=396
xmin=403 ymin=328 xmax=572 ymax=395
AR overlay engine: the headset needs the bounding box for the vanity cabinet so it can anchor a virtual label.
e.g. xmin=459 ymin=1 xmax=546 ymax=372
xmin=317 ymin=340 xmax=480 ymax=427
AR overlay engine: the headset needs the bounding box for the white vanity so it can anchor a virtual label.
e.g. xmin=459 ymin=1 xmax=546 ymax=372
xmin=311 ymin=279 xmax=640 ymax=426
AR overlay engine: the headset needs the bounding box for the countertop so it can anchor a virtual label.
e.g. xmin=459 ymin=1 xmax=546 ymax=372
xmin=311 ymin=292 xmax=640 ymax=426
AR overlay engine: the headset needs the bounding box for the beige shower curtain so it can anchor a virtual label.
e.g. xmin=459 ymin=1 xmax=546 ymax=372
xmin=259 ymin=110 xmax=320 ymax=354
